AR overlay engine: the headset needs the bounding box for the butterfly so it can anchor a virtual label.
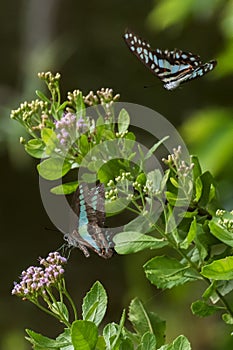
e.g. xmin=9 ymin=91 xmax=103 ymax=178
xmin=123 ymin=29 xmax=217 ymax=90
xmin=64 ymin=183 xmax=114 ymax=259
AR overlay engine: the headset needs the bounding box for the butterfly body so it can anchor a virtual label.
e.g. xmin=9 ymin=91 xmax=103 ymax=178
xmin=65 ymin=183 xmax=114 ymax=259
xmin=124 ymin=30 xmax=217 ymax=90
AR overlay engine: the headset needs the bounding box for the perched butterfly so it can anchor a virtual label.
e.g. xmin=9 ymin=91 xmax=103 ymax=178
xmin=64 ymin=183 xmax=114 ymax=259
xmin=123 ymin=29 xmax=217 ymax=90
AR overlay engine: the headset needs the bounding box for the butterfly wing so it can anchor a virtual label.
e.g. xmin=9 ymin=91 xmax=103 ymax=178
xmin=85 ymin=184 xmax=114 ymax=258
xmin=66 ymin=183 xmax=114 ymax=259
xmin=123 ymin=29 xmax=217 ymax=90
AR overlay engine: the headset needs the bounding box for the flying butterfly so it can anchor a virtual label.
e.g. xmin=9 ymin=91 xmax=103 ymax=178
xmin=64 ymin=183 xmax=114 ymax=259
xmin=123 ymin=29 xmax=217 ymax=90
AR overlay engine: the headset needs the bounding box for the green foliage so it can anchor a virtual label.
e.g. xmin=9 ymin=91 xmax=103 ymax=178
xmin=82 ymin=281 xmax=107 ymax=326
xmin=23 ymin=280 xmax=174 ymax=350
xmin=181 ymin=109 xmax=233 ymax=176
xmin=11 ymin=74 xmax=233 ymax=348
xmin=148 ymin=0 xmax=224 ymax=30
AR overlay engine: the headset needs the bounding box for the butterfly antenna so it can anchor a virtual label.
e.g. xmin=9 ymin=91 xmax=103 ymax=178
xmin=44 ymin=226 xmax=60 ymax=232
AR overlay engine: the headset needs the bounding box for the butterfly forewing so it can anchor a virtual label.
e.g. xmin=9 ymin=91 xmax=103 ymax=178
xmin=123 ymin=29 xmax=217 ymax=90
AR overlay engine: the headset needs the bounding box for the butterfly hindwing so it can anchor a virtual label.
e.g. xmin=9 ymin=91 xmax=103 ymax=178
xmin=65 ymin=183 xmax=114 ymax=259
xmin=123 ymin=29 xmax=217 ymax=90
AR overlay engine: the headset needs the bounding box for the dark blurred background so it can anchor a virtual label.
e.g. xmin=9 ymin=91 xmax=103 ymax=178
xmin=1 ymin=0 xmax=233 ymax=349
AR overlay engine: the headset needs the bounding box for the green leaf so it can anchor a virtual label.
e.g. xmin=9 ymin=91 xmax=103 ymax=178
xmin=36 ymin=90 xmax=51 ymax=103
xmin=222 ymin=313 xmax=233 ymax=325
xmin=191 ymin=300 xmax=222 ymax=317
xmin=124 ymin=131 xmax=136 ymax=141
xmin=119 ymin=338 xmax=134 ymax=350
xmin=82 ymin=281 xmax=107 ymax=327
xmin=57 ymin=101 xmax=69 ymax=112
xmin=103 ymin=323 xmax=119 ymax=350
xmin=71 ymin=320 xmax=98 ymax=350
xmin=159 ymin=335 xmax=191 ymax=350
xmin=105 ymin=198 xmax=129 ymax=216
xmin=41 ymin=128 xmax=57 ymax=155
xmin=144 ymin=136 xmax=169 ymax=161
xmin=95 ymin=336 xmax=107 ymax=350
xmin=25 ymin=329 xmax=70 ymax=348
xmin=144 ymin=256 xmax=199 ymax=289
xmin=201 ymin=257 xmax=233 ymax=280
xmin=181 ymin=209 xmax=199 ymax=219
xmin=170 ymin=177 xmax=179 ymax=188
xmin=50 ymin=181 xmax=78 ymax=195
xmin=103 ymin=310 xmax=126 ymax=350
xmin=190 ymin=155 xmax=202 ymax=180
xmin=136 ymin=173 xmax=147 ymax=186
xmin=50 ymin=302 xmax=69 ymax=323
xmin=37 ymin=158 xmax=71 ymax=180
xmin=75 ymin=91 xmax=85 ymax=116
xmin=111 ymin=310 xmax=126 ymax=349
xmin=137 ymin=332 xmax=156 ymax=350
xmin=180 ymin=217 xmax=197 ymax=249
xmin=209 ymin=218 xmax=233 ymax=247
xmin=165 ymin=191 xmax=188 ymax=207
xmin=123 ymin=214 xmax=152 ymax=234
xmin=128 ymin=298 xmax=165 ymax=348
xmin=79 ymin=134 xmax=89 ymax=155
xmin=118 ymin=108 xmax=130 ymax=133
xmin=25 ymin=139 xmax=45 ymax=158
xmin=198 ymin=171 xmax=216 ymax=207
xmin=114 ymin=232 xmax=168 ymax=254
xmin=193 ymin=223 xmax=208 ymax=262
xmin=202 ymin=281 xmax=217 ymax=300
xmin=203 ymin=280 xmax=233 ymax=304
xmin=56 ymin=328 xmax=72 ymax=345
xmin=194 ymin=176 xmax=203 ymax=202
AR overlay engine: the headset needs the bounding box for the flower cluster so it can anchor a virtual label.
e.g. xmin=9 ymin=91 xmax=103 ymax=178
xmin=55 ymin=112 xmax=91 ymax=149
xmin=162 ymin=146 xmax=194 ymax=177
xmin=12 ymin=252 xmax=67 ymax=300
xmin=216 ymin=209 xmax=233 ymax=232
xmin=106 ymin=172 xmax=134 ymax=201
xmin=10 ymin=100 xmax=49 ymax=134
xmin=133 ymin=180 xmax=143 ymax=192
xmin=38 ymin=71 xmax=61 ymax=91
xmin=84 ymin=88 xmax=120 ymax=107
xmin=143 ymin=179 xmax=161 ymax=196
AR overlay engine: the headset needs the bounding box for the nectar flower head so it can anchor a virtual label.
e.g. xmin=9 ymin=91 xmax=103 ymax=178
xmin=12 ymin=252 xmax=67 ymax=299
xmin=54 ymin=112 xmax=89 ymax=148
